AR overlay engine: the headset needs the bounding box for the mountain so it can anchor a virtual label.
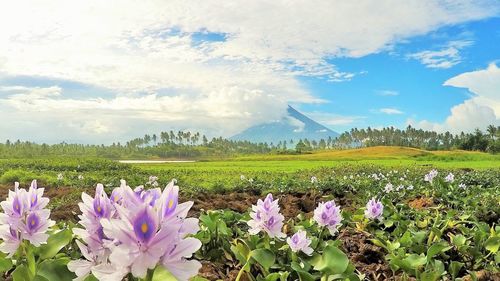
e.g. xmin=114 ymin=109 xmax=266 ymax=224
xmin=230 ymin=106 xmax=340 ymax=144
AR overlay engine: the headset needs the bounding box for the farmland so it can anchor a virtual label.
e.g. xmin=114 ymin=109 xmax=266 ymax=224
xmin=0 ymin=146 xmax=498 ymax=280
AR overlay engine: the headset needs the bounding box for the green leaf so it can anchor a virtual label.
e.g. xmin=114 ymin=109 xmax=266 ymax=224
xmin=38 ymin=229 xmax=73 ymax=259
xmin=251 ymin=248 xmax=275 ymax=271
xmin=449 ymin=261 xmax=464 ymax=279
xmin=484 ymin=237 xmax=500 ymax=253
xmin=291 ymin=262 xmax=315 ymax=281
xmin=230 ymin=239 xmax=251 ymax=265
xmin=36 ymin=258 xmax=76 ymax=281
xmin=403 ymin=254 xmax=427 ymax=269
xmin=452 ymin=234 xmax=467 ymax=247
xmin=152 ymin=266 xmax=178 ymax=281
xmin=13 ymin=264 xmax=35 ymax=281
xmin=420 ymin=271 xmax=441 ymax=281
xmin=0 ymin=252 xmax=13 ymax=273
xmin=427 ymin=241 xmax=451 ymax=261
xmin=312 ymin=245 xmax=349 ymax=274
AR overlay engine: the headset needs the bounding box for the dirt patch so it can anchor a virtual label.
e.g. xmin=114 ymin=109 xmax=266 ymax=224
xmin=463 ymin=270 xmax=500 ymax=281
xmin=408 ymin=196 xmax=434 ymax=209
xmin=186 ymin=191 xmax=327 ymax=219
xmin=338 ymin=228 xmax=393 ymax=280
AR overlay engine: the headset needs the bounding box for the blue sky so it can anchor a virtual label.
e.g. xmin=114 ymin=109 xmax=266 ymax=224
xmin=0 ymin=1 xmax=499 ymax=143
xmin=298 ymin=17 xmax=500 ymax=133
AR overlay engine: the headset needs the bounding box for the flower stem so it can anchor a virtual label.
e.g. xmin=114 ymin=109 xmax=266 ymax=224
xmin=142 ymin=269 xmax=154 ymax=281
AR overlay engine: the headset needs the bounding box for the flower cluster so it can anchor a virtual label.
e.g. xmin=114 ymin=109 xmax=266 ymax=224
xmin=424 ymin=169 xmax=438 ymax=183
xmin=68 ymin=180 xmax=201 ymax=281
xmin=247 ymin=194 xmax=286 ymax=238
xmin=287 ymin=230 xmax=313 ymax=255
xmin=364 ymin=198 xmax=383 ymax=221
xmin=384 ymin=183 xmax=394 ymax=193
xmin=444 ymin=172 xmax=455 ymax=183
xmin=313 ymin=200 xmax=342 ymax=235
xmin=0 ymin=180 xmax=54 ymax=257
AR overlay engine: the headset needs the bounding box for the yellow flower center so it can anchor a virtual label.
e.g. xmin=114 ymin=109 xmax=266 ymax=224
xmin=168 ymin=199 xmax=174 ymax=209
xmin=97 ymin=206 xmax=102 ymax=213
xmin=141 ymin=222 xmax=148 ymax=233
xmin=31 ymin=197 xmax=35 ymax=203
xmin=31 ymin=219 xmax=35 ymax=226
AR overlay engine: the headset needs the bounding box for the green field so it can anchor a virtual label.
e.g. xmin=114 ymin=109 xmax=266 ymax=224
xmin=0 ymin=146 xmax=499 ymax=280
xmin=1 ymin=146 xmax=497 ymax=191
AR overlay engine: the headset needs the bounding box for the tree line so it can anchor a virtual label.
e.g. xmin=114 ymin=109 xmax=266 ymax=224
xmin=0 ymin=125 xmax=498 ymax=159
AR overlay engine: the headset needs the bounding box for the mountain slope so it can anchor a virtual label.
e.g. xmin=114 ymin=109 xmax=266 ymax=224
xmin=230 ymin=106 xmax=339 ymax=144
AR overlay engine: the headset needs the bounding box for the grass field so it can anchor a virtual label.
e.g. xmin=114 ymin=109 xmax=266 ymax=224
xmin=134 ymin=146 xmax=500 ymax=173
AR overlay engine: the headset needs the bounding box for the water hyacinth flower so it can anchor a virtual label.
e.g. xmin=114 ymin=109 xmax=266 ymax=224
xmin=310 ymin=176 xmax=318 ymax=184
xmin=407 ymin=185 xmax=414 ymax=190
xmin=424 ymin=169 xmax=438 ymax=183
xmin=0 ymin=180 xmax=54 ymax=257
xmin=384 ymin=183 xmax=394 ymax=193
xmin=247 ymin=194 xmax=286 ymax=238
xmin=57 ymin=173 xmax=64 ymax=181
xmin=458 ymin=183 xmax=467 ymax=189
xmin=444 ymin=173 xmax=455 ymax=183
xmin=78 ymin=174 xmax=84 ymax=180
xmin=364 ymin=198 xmax=383 ymax=221
xmin=313 ymin=200 xmax=342 ymax=235
xmin=396 ymin=185 xmax=404 ymax=191
xmin=147 ymin=176 xmax=159 ymax=187
xmin=287 ymin=230 xmax=313 ymax=255
xmin=68 ymin=180 xmax=201 ymax=281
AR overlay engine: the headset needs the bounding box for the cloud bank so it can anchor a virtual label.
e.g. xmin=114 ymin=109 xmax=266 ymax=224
xmin=0 ymin=0 xmax=498 ymax=142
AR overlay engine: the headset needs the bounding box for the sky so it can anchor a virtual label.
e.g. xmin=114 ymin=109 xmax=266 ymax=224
xmin=0 ymin=0 xmax=499 ymax=144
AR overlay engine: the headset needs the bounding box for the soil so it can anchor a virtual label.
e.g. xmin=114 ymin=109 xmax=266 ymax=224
xmin=408 ymin=196 xmax=434 ymax=209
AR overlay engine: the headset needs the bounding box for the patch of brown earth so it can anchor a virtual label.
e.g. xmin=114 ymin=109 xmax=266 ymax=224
xmin=186 ymin=191 xmax=327 ymax=219
xmin=338 ymin=228 xmax=393 ymax=281
xmin=198 ymin=261 xmax=248 ymax=281
xmin=408 ymin=196 xmax=434 ymax=209
xmin=463 ymin=270 xmax=500 ymax=281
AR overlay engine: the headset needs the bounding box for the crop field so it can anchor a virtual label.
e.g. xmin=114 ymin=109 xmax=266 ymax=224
xmin=0 ymin=147 xmax=498 ymax=281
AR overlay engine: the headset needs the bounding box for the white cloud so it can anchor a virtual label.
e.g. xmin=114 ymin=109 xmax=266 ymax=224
xmin=408 ymin=40 xmax=473 ymax=69
xmin=408 ymin=100 xmax=498 ymax=132
xmin=408 ymin=63 xmax=500 ymax=132
xmin=444 ymin=63 xmax=500 ymax=116
xmin=377 ymin=90 xmax=399 ymax=96
xmin=380 ymin=108 xmax=404 ymax=115
xmin=0 ymin=1 xmax=498 ymax=142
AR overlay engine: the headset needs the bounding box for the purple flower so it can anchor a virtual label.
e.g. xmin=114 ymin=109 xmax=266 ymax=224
xmin=70 ymin=180 xmax=201 ymax=281
xmin=0 ymin=225 xmax=20 ymax=258
xmin=287 ymin=230 xmax=313 ymax=255
xmin=0 ymin=181 xmax=54 ymax=256
xmin=364 ymin=198 xmax=383 ymax=221
xmin=247 ymin=194 xmax=285 ymax=238
xmin=424 ymin=169 xmax=438 ymax=183
xmin=22 ymin=210 xmax=54 ymax=246
xmin=313 ymin=201 xmax=342 ymax=235
xmin=444 ymin=173 xmax=455 ymax=183
xmin=27 ymin=180 xmax=49 ymax=211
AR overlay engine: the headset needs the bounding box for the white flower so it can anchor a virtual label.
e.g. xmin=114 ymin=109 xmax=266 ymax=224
xmin=384 ymin=183 xmax=394 ymax=193
xmin=444 ymin=173 xmax=455 ymax=183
